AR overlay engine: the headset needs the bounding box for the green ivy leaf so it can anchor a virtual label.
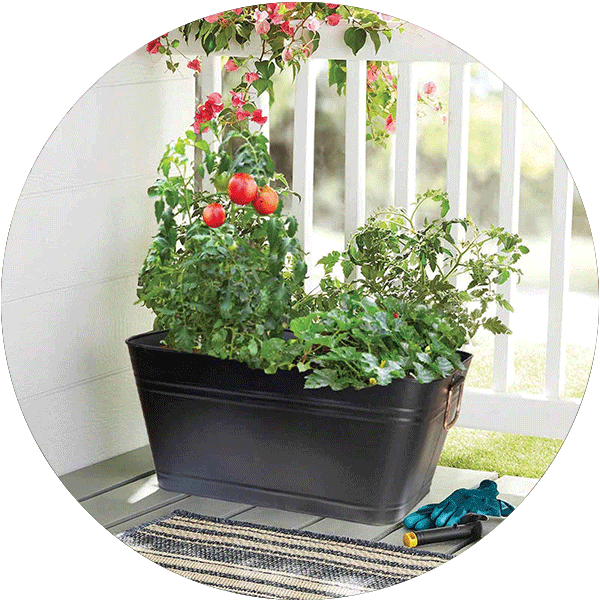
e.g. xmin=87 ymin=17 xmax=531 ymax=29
xmin=344 ymin=27 xmax=367 ymax=55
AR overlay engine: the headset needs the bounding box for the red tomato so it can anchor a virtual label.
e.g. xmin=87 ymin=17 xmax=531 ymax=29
xmin=253 ymin=185 xmax=279 ymax=215
xmin=202 ymin=203 xmax=226 ymax=228
xmin=228 ymin=172 xmax=258 ymax=205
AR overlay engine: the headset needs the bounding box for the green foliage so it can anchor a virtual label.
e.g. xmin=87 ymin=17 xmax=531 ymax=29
xmin=284 ymin=293 xmax=466 ymax=389
xmin=298 ymin=190 xmax=528 ymax=345
xmin=137 ymin=87 xmax=526 ymax=391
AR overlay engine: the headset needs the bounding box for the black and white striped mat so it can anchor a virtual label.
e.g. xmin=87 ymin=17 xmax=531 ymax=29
xmin=117 ymin=510 xmax=451 ymax=598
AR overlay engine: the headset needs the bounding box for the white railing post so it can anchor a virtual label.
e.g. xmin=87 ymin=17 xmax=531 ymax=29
xmin=291 ymin=60 xmax=317 ymax=272
xmin=493 ymin=86 xmax=522 ymax=392
xmin=446 ymin=62 xmax=471 ymax=223
xmin=199 ymin=54 xmax=222 ymax=193
xmin=345 ymin=60 xmax=367 ymax=246
xmin=545 ymin=150 xmax=574 ymax=399
xmin=394 ymin=62 xmax=417 ymax=210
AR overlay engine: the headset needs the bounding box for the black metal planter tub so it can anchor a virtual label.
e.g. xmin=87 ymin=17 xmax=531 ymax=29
xmin=127 ymin=330 xmax=471 ymax=525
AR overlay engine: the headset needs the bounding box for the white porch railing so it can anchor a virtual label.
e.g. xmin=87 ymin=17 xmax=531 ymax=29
xmin=187 ymin=23 xmax=580 ymax=440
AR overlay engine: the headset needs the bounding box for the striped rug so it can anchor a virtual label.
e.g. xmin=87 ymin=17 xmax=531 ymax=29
xmin=117 ymin=510 xmax=451 ymax=598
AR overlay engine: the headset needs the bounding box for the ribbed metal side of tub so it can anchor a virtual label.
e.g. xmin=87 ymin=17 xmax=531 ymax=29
xmin=126 ymin=330 xmax=471 ymax=524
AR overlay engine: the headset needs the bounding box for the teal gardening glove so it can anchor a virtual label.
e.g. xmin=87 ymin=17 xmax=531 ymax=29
xmin=403 ymin=480 xmax=515 ymax=530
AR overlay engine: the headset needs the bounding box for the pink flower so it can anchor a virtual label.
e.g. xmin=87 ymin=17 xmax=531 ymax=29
xmin=256 ymin=19 xmax=271 ymax=35
xmin=423 ymin=81 xmax=437 ymax=96
xmin=280 ymin=21 xmax=295 ymax=36
xmin=224 ymin=59 xmax=239 ymax=72
xmin=385 ymin=115 xmax=396 ymax=134
xmin=266 ymin=3 xmax=279 ymax=12
xmin=271 ymin=14 xmax=284 ymax=24
xmin=282 ymin=45 xmax=294 ymax=62
xmin=195 ymin=104 xmax=215 ymax=125
xmin=327 ymin=14 xmax=341 ymax=26
xmin=236 ymin=107 xmax=252 ymax=121
xmin=206 ymin=92 xmax=224 ymax=113
xmin=284 ymin=2 xmax=297 ymax=8
xmin=230 ymin=90 xmax=246 ymax=107
xmin=187 ymin=59 xmax=201 ymax=72
xmin=367 ymin=64 xmax=379 ymax=82
xmin=306 ymin=16 xmax=321 ymax=31
xmin=302 ymin=42 xmax=313 ymax=57
xmin=245 ymin=72 xmax=260 ymax=84
xmin=233 ymin=8 xmax=244 ymax=15
xmin=326 ymin=3 xmax=340 ymax=8
xmin=204 ymin=13 xmax=223 ymax=23
xmin=255 ymin=9 xmax=268 ymax=21
xmin=251 ymin=109 xmax=268 ymax=125
xmin=146 ymin=38 xmax=162 ymax=54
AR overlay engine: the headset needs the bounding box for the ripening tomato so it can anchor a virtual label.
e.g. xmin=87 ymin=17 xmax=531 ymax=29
xmin=253 ymin=185 xmax=279 ymax=215
xmin=202 ymin=203 xmax=226 ymax=228
xmin=228 ymin=172 xmax=258 ymax=205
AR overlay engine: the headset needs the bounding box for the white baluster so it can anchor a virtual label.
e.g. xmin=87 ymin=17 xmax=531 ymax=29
xmin=545 ymin=150 xmax=574 ymax=399
xmin=493 ymin=86 xmax=522 ymax=392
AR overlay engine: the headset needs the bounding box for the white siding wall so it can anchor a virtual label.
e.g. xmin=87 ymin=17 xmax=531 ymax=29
xmin=2 ymin=49 xmax=194 ymax=475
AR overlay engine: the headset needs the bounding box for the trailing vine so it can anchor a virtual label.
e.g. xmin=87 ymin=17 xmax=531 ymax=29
xmin=146 ymin=3 xmax=446 ymax=146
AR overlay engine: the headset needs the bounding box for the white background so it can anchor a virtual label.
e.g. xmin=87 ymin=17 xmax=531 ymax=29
xmin=1 ymin=1 xmax=597 ymax=598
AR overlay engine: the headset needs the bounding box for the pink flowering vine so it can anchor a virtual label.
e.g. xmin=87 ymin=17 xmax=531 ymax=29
xmin=230 ymin=90 xmax=247 ymax=107
xmin=224 ymin=59 xmax=239 ymax=72
xmin=187 ymin=59 xmax=201 ymax=72
xmin=282 ymin=45 xmax=294 ymax=62
xmin=204 ymin=13 xmax=222 ymax=23
xmin=326 ymin=14 xmax=341 ymax=26
xmin=423 ymin=81 xmax=437 ymax=96
xmin=236 ymin=108 xmax=252 ymax=121
xmin=193 ymin=93 xmax=224 ymax=132
xmin=306 ymin=16 xmax=321 ymax=32
xmin=367 ymin=63 xmax=379 ymax=82
xmin=251 ymin=109 xmax=268 ymax=125
xmin=146 ymin=38 xmax=162 ymax=54
xmin=280 ymin=21 xmax=295 ymax=36
xmin=245 ymin=72 xmax=260 ymax=84
xmin=385 ymin=115 xmax=396 ymax=134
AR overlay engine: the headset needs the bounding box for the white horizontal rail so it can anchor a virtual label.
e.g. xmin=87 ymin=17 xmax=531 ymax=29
xmin=545 ymin=150 xmax=574 ymax=400
xmin=458 ymin=388 xmax=579 ymax=440
xmin=178 ymin=23 xmax=473 ymax=64
xmin=493 ymin=86 xmax=522 ymax=392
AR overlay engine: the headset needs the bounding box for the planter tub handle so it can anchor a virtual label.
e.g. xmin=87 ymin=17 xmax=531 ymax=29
xmin=444 ymin=375 xmax=465 ymax=431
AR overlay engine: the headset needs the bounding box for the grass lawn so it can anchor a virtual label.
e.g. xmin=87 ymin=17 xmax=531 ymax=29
xmin=438 ymin=427 xmax=563 ymax=478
